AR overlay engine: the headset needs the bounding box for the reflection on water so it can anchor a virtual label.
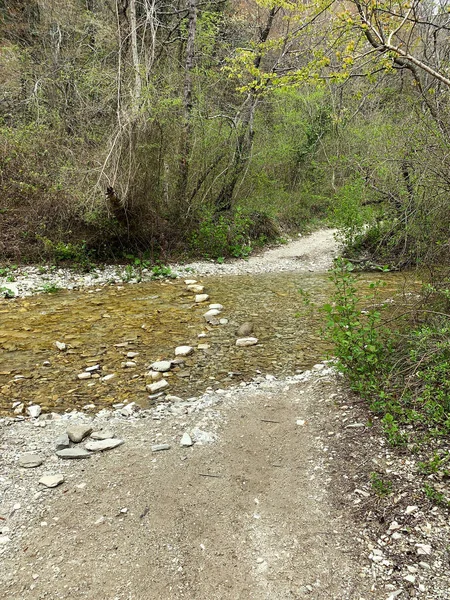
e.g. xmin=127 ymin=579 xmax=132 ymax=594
xmin=0 ymin=271 xmax=413 ymax=414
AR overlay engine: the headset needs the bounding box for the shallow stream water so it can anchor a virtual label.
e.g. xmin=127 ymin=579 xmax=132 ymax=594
xmin=0 ymin=270 xmax=413 ymax=414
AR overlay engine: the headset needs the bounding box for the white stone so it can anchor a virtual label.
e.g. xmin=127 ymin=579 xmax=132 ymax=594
xmin=27 ymin=404 xmax=42 ymax=418
xmin=147 ymin=379 xmax=169 ymax=393
xmin=0 ymin=536 xmax=11 ymax=545
xmin=204 ymin=309 xmax=221 ymax=321
xmin=122 ymin=361 xmax=136 ymax=368
xmin=85 ymin=438 xmax=124 ymax=452
xmin=198 ymin=344 xmax=210 ymax=350
xmin=39 ymin=474 xmax=65 ymax=488
xmin=416 ymin=543 xmax=432 ymax=555
xmin=146 ymin=370 xmax=163 ymax=381
xmin=208 ymin=304 xmax=223 ymax=310
xmin=236 ymin=337 xmax=258 ymax=347
xmin=219 ymin=318 xmax=228 ymax=325
xmin=85 ymin=364 xmax=100 ymax=372
xmin=175 ymin=346 xmax=193 ymax=357
xmin=187 ymin=284 xmax=204 ymax=293
xmin=126 ymin=351 xmax=139 ymax=358
xmin=405 ymin=505 xmax=418 ymax=515
xmin=55 ymin=341 xmax=66 ymax=351
xmin=184 ymin=279 xmax=197 ymax=285
xmin=151 ymin=361 xmax=172 ymax=372
xmin=195 ymin=294 xmax=209 ymax=303
xmin=180 ymin=433 xmax=193 ymax=447
xmin=120 ymin=402 xmax=138 ymax=417
xmin=19 ymin=453 xmax=43 ymax=468
xmin=77 ymin=372 xmax=91 ymax=380
xmin=404 ymin=574 xmax=416 ymax=584
xmin=102 ymin=373 xmax=115 ymax=381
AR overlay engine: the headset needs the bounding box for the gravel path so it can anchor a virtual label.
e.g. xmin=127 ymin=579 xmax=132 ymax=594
xmin=0 ymin=229 xmax=339 ymax=298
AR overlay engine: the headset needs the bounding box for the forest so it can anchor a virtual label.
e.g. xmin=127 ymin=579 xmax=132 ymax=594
xmin=1 ymin=1 xmax=450 ymax=478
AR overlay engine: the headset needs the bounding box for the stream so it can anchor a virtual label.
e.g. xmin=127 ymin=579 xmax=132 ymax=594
xmin=0 ymin=270 xmax=413 ymax=415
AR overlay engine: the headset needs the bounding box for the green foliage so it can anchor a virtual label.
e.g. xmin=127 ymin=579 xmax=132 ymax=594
xmin=0 ymin=286 xmax=15 ymax=299
xmin=370 ymin=472 xmax=393 ymax=497
xmin=40 ymin=283 xmax=60 ymax=294
xmin=322 ymin=258 xmax=389 ymax=399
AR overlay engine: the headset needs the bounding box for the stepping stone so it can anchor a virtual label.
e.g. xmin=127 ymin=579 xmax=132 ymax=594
xmin=151 ymin=361 xmax=172 ymax=372
xmin=175 ymin=346 xmax=193 ymax=357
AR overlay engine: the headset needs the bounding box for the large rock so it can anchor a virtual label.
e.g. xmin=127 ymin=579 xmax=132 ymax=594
xmin=175 ymin=346 xmax=194 ymax=357
xmin=146 ymin=379 xmax=169 ymax=393
xmin=39 ymin=474 xmax=64 ymax=488
xmin=85 ymin=438 xmax=124 ymax=452
xmin=67 ymin=425 xmax=93 ymax=443
xmin=151 ymin=360 xmax=172 ymax=372
xmin=236 ymin=337 xmax=258 ymax=347
xmin=56 ymin=448 xmax=92 ymax=459
xmin=19 ymin=453 xmax=43 ymax=468
xmin=237 ymin=322 xmax=254 ymax=336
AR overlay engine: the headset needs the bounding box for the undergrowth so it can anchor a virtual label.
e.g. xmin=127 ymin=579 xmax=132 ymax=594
xmin=317 ymin=258 xmax=450 ymax=507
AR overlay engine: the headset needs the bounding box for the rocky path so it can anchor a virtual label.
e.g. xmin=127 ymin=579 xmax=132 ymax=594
xmin=0 ymin=229 xmax=339 ymax=298
xmin=1 ymin=371 xmax=374 ymax=600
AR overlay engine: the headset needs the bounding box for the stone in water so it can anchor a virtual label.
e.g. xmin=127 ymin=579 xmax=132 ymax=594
xmin=175 ymin=346 xmax=193 ymax=357
xmin=195 ymin=294 xmax=209 ymax=303
xmin=146 ymin=379 xmax=169 ymax=393
xmin=236 ymin=337 xmax=258 ymax=347
xmin=151 ymin=361 xmax=172 ymax=372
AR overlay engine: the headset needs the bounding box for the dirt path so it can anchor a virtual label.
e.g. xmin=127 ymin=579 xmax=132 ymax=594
xmin=2 ymin=373 xmax=376 ymax=600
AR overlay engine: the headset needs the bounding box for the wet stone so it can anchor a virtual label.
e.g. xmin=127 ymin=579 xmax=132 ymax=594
xmin=195 ymin=294 xmax=209 ymax=303
xmin=151 ymin=361 xmax=172 ymax=372
xmin=175 ymin=346 xmax=194 ymax=357
xmin=236 ymin=337 xmax=258 ymax=347
xmin=237 ymin=322 xmax=254 ymax=336
xmin=146 ymin=379 xmax=169 ymax=393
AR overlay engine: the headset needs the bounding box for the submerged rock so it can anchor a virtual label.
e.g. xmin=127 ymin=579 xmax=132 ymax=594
xmin=175 ymin=346 xmax=194 ymax=357
xmin=237 ymin=322 xmax=254 ymax=336
xmin=236 ymin=337 xmax=258 ymax=347
xmin=151 ymin=360 xmax=172 ymax=372
xmin=195 ymin=294 xmax=209 ymax=303
xmin=146 ymin=379 xmax=169 ymax=393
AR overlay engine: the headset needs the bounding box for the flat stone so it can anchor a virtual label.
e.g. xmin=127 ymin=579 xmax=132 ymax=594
xmin=39 ymin=474 xmax=65 ymax=488
xmin=219 ymin=318 xmax=228 ymax=325
xmin=90 ymin=431 xmax=115 ymax=440
xmin=102 ymin=373 xmax=115 ymax=381
xmin=151 ymin=361 xmax=172 ymax=372
xmin=55 ymin=433 xmax=70 ymax=451
xmin=27 ymin=405 xmax=42 ymax=418
xmin=236 ymin=337 xmax=258 ymax=347
xmin=184 ymin=279 xmax=197 ymax=285
xmin=85 ymin=364 xmax=100 ymax=372
xmin=56 ymin=448 xmax=92 ymax=459
xmin=204 ymin=309 xmax=221 ymax=322
xmin=126 ymin=351 xmax=139 ymax=358
xmin=77 ymin=372 xmax=91 ymax=380
xmin=237 ymin=322 xmax=253 ymax=337
xmin=146 ymin=370 xmax=163 ymax=381
xmin=146 ymin=379 xmax=169 ymax=393
xmin=151 ymin=444 xmax=171 ymax=452
xmin=85 ymin=438 xmax=124 ymax=452
xmin=67 ymin=425 xmax=93 ymax=443
xmin=195 ymin=294 xmax=209 ymax=303
xmin=198 ymin=344 xmax=210 ymax=350
xmin=180 ymin=433 xmax=193 ymax=447
xmin=19 ymin=453 xmax=43 ymax=468
xmin=175 ymin=345 xmax=194 ymax=357
xmin=55 ymin=341 xmax=66 ymax=351
xmin=122 ymin=361 xmax=136 ymax=368
xmin=187 ymin=284 xmax=204 ymax=293
xmin=208 ymin=304 xmax=223 ymax=310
